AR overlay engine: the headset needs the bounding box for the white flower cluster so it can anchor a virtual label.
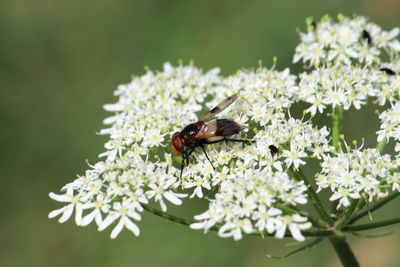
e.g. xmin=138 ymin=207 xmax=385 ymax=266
xmin=49 ymin=63 xmax=318 ymax=241
xmin=298 ymin=65 xmax=400 ymax=114
xmin=49 ymin=64 xmax=224 ymax=238
xmin=378 ymin=102 xmax=400 ymax=144
xmin=49 ymin=15 xmax=400 ymax=242
xmin=295 ymin=15 xmax=400 ymax=115
xmin=191 ymin=169 xmax=311 ymax=241
xmin=316 ymin=148 xmax=400 ymax=209
xmin=293 ymin=14 xmax=400 ymax=67
xmin=188 ymin=117 xmax=331 ymax=241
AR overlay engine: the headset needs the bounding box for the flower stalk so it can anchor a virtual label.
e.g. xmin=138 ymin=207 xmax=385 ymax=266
xmin=335 ymin=199 xmax=359 ymax=230
xmin=332 ymin=106 xmax=343 ymax=152
xmin=291 ymin=168 xmax=333 ymax=225
xmin=348 ymin=192 xmax=400 ymax=225
xmin=344 ymin=217 xmax=400 ymax=232
xmin=329 ymin=235 xmax=360 ymax=267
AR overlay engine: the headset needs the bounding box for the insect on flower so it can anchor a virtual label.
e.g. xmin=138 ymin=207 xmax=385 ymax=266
xmin=268 ymin=145 xmax=279 ymax=155
xmin=171 ymin=94 xmax=251 ymax=178
xmin=361 ymin=29 xmax=372 ymax=44
xmin=380 ymin=67 xmax=396 ymax=75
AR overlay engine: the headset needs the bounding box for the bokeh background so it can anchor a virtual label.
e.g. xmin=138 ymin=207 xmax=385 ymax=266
xmin=1 ymin=0 xmax=400 ymax=266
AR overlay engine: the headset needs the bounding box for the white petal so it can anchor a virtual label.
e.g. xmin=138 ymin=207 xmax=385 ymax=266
xmin=49 ymin=192 xmax=71 ymax=202
xmin=95 ymin=211 xmax=103 ymax=226
xmin=127 ymin=210 xmax=141 ymax=221
xmin=275 ymin=224 xmax=286 ymax=239
xmin=266 ymin=220 xmax=276 ymax=233
xmin=195 ymin=187 xmax=203 ymax=198
xmin=233 ymin=229 xmax=243 ymax=241
xmin=242 ymin=220 xmax=253 ymax=233
xmin=159 ymin=199 xmax=167 ymax=212
xmin=194 ymin=211 xmax=210 ymax=220
xmin=98 ymin=213 xmax=118 ymax=231
xmin=163 ymin=191 xmax=183 ymax=205
xmin=329 ymin=192 xmax=341 ymax=201
xmin=389 ymin=40 xmax=400 ymax=51
xmin=107 ymin=149 xmax=118 ymax=162
xmin=190 ymin=222 xmax=206 ymax=229
xmin=123 ymin=217 xmax=140 ymax=236
xmin=289 ymin=223 xmax=305 ymax=242
xmin=58 ymin=204 xmax=74 ymax=223
xmin=388 ymin=27 xmax=399 ymax=39
xmin=75 ymin=204 xmax=84 ymax=226
xmin=110 ymin=219 xmax=124 ymax=239
xmin=269 ymin=208 xmax=282 ymax=216
xmin=292 ymin=214 xmax=307 ymax=223
xmin=81 ymin=211 xmax=96 ymax=226
xmin=48 ymin=207 xmax=65 ymax=219
xmin=103 ymin=116 xmax=118 ymax=125
xmin=103 ymin=103 xmax=124 ymax=112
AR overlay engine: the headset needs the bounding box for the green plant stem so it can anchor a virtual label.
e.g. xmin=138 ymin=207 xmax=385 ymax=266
xmin=348 ymin=192 xmax=400 ymax=225
xmin=331 ymin=106 xmax=343 ymax=212
xmin=291 ymin=168 xmax=333 ymax=225
xmin=344 ymin=217 xmax=400 ymax=232
xmin=329 ymin=235 xmax=360 ymax=267
xmin=142 ymin=204 xmax=334 ymax=238
xmin=332 ymin=106 xmax=343 ymax=152
xmin=142 ymin=203 xmax=201 ymax=228
xmin=336 ymin=199 xmax=359 ymax=230
xmin=376 ymin=137 xmax=387 ymax=153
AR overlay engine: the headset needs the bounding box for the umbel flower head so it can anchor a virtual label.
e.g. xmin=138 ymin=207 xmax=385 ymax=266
xmin=49 ymin=14 xmax=400 ymax=243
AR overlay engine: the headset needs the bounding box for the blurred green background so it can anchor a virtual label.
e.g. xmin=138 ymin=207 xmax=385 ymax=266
xmin=1 ymin=0 xmax=400 ymax=266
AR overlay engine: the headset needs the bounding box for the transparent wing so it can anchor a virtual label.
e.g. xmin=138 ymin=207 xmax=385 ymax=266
xmin=199 ymin=94 xmax=238 ymax=122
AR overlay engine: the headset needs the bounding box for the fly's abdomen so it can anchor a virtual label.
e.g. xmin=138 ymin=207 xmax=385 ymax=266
xmin=215 ymin=119 xmax=245 ymax=136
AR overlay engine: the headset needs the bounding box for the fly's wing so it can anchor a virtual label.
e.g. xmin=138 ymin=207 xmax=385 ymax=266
xmin=195 ymin=119 xmax=245 ymax=140
xmin=199 ymin=94 xmax=238 ymax=122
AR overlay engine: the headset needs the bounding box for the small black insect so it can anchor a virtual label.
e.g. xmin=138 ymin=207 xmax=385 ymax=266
xmin=380 ymin=67 xmax=396 ymax=76
xmin=310 ymin=21 xmax=317 ymax=31
xmin=269 ymin=145 xmax=278 ymax=155
xmin=361 ymin=30 xmax=372 ymax=44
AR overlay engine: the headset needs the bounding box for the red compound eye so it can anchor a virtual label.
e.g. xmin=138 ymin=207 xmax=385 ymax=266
xmin=171 ymin=132 xmax=184 ymax=155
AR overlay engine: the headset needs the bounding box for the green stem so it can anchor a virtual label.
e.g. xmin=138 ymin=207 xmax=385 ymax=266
xmin=377 ymin=137 xmax=387 ymax=154
xmin=142 ymin=204 xmax=334 ymax=238
xmin=336 ymin=199 xmax=359 ymax=230
xmin=348 ymin=192 xmax=400 ymax=225
xmin=291 ymin=168 xmax=333 ymax=225
xmin=142 ymin=204 xmax=201 ymax=228
xmin=344 ymin=217 xmax=400 ymax=232
xmin=331 ymin=106 xmax=343 ymax=212
xmin=329 ymin=235 xmax=360 ymax=267
xmin=332 ymin=106 xmax=343 ymax=152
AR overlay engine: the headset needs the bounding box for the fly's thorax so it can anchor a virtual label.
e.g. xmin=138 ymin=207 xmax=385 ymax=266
xmin=180 ymin=121 xmax=205 ymax=142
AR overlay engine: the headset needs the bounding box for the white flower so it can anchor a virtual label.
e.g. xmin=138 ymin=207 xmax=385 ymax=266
xmin=48 ymin=187 xmax=87 ymax=226
xmin=98 ymin=200 xmax=141 ymax=239
xmin=282 ymin=142 xmax=307 ymax=169
xmin=275 ymin=214 xmax=312 ymax=242
xmin=80 ymin=195 xmax=111 ymax=226
xmin=252 ymin=206 xmax=282 ymax=233
xmin=146 ymin=180 xmax=187 ymax=212
xmin=218 ymin=218 xmax=254 ymax=241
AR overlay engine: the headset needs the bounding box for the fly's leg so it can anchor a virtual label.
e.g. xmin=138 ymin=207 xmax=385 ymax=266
xmin=180 ymin=148 xmax=194 ymax=180
xmin=200 ymin=144 xmax=215 ymax=170
xmin=204 ymin=137 xmax=255 ymax=145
